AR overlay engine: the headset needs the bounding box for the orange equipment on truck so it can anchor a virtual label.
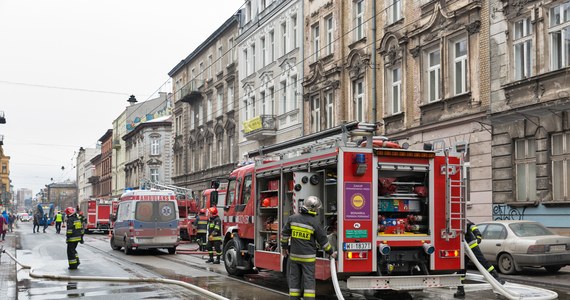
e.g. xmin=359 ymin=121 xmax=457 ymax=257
xmin=80 ymin=199 xmax=112 ymax=233
xmin=213 ymin=122 xmax=467 ymax=291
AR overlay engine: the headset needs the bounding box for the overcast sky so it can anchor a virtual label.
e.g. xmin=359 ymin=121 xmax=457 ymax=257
xmin=0 ymin=0 xmax=243 ymax=196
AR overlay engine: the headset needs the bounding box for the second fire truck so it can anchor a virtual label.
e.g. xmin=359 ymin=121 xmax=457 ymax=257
xmin=212 ymin=122 xmax=467 ymax=291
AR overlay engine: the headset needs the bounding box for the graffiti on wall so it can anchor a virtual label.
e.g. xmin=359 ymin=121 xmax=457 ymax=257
xmin=492 ymin=204 xmax=527 ymax=221
xmin=126 ymin=103 xmax=171 ymax=132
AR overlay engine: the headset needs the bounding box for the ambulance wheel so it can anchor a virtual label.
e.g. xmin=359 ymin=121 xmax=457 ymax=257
xmin=110 ymin=235 xmax=121 ymax=251
xmin=168 ymin=247 xmax=176 ymax=254
xmin=498 ymin=253 xmax=516 ymax=274
xmin=223 ymin=239 xmax=244 ymax=276
xmin=124 ymin=239 xmax=133 ymax=255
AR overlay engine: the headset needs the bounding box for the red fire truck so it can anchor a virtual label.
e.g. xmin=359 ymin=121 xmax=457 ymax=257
xmin=213 ymin=122 xmax=466 ymax=291
xmin=186 ymin=188 xmax=227 ymax=241
xmin=80 ymin=199 xmax=112 ymax=233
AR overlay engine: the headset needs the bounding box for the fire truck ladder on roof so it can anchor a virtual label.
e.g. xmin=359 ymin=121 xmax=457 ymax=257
xmin=247 ymin=121 xmax=376 ymax=158
xmin=139 ymin=178 xmax=194 ymax=199
xmin=439 ymin=142 xmax=467 ymax=241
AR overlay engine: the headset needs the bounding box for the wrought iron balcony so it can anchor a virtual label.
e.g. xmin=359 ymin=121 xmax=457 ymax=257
xmin=87 ymin=175 xmax=99 ymax=184
xmin=242 ymin=115 xmax=276 ymax=140
xmin=178 ymin=79 xmax=204 ymax=103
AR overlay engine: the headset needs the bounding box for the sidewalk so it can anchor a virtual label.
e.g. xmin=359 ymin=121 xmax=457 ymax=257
xmin=0 ymin=228 xmax=17 ymax=300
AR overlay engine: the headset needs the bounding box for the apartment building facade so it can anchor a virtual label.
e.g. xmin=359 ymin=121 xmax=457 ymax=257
xmin=76 ymin=146 xmax=100 ymax=208
xmin=90 ymin=129 xmax=113 ymax=200
xmin=237 ymin=0 xmax=304 ymax=158
xmin=168 ymin=15 xmax=240 ymax=196
xmin=490 ymin=0 xmax=570 ymax=233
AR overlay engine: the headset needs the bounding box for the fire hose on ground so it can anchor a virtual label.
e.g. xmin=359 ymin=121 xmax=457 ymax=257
xmin=463 ymin=240 xmax=558 ymax=300
xmin=1 ymin=248 xmax=229 ymax=300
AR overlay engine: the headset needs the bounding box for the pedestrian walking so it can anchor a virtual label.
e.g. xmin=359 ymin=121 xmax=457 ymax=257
xmin=280 ymin=196 xmax=337 ymax=300
xmin=42 ymin=213 xmax=49 ymax=233
xmin=454 ymin=219 xmax=504 ymax=298
xmin=8 ymin=213 xmax=15 ymax=232
xmin=54 ymin=211 xmax=64 ymax=234
xmin=33 ymin=211 xmax=41 ymax=233
xmin=205 ymin=207 xmax=222 ymax=264
xmin=194 ymin=209 xmax=208 ymax=251
xmin=2 ymin=211 xmax=10 ymax=234
xmin=65 ymin=207 xmax=84 ymax=270
xmin=0 ymin=212 xmax=7 ymax=241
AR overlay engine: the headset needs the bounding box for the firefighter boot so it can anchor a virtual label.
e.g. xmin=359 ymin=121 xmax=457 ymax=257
xmin=453 ymin=286 xmax=465 ymax=299
xmin=206 ymin=254 xmax=214 ymax=263
xmin=213 ymin=256 xmax=221 ymax=264
xmin=491 ymin=270 xmax=505 ymax=285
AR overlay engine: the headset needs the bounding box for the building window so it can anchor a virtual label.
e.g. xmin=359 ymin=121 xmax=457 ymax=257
xmin=217 ymin=45 xmax=223 ymax=73
xmin=199 ymin=62 xmax=204 ymax=81
xmin=549 ymin=3 xmax=570 ymax=70
xmin=290 ymin=75 xmax=298 ymax=110
xmin=427 ymin=49 xmax=441 ymax=102
xmin=269 ymin=30 xmax=275 ymax=62
xmin=325 ymin=15 xmax=334 ymax=55
xmin=354 ymin=0 xmax=364 ymax=40
xmin=388 ymin=0 xmax=402 ymax=24
xmin=515 ymin=138 xmax=537 ymax=202
xmin=452 ymin=38 xmax=468 ymax=95
xmin=228 ymin=37 xmax=234 ymax=63
xmin=151 ymin=138 xmax=160 ymax=155
xmin=217 ymin=91 xmax=223 ymax=116
xmin=268 ymin=86 xmax=275 ymax=115
xmin=311 ymin=95 xmax=321 ymax=132
xmin=261 ymin=37 xmax=266 ymax=67
xmin=312 ymin=23 xmax=320 ymax=62
xmin=175 ymin=115 xmax=182 ymax=135
xmin=391 ymin=66 xmax=402 ymax=114
xmin=251 ymin=43 xmax=256 ymax=72
xmin=198 ymin=102 xmax=203 ymax=126
xmin=243 ymin=48 xmax=249 ymax=75
xmin=353 ymin=79 xmax=365 ymax=121
xmin=280 ymin=81 xmax=287 ymax=114
xmin=281 ymin=22 xmax=287 ymax=56
xmin=551 ymin=133 xmax=570 ymax=201
xmin=228 ymin=134 xmax=234 ymax=163
xmin=292 ymin=15 xmax=297 ymax=49
xmin=325 ymin=91 xmax=334 ymax=129
xmin=260 ymin=91 xmax=266 ymax=114
xmin=218 ymin=138 xmax=223 ymax=165
xmin=208 ymin=55 xmax=213 ymax=79
xmin=150 ymin=168 xmax=159 ymax=182
xmin=514 ymin=17 xmax=532 ymax=80
xmin=207 ymin=95 xmax=213 ymax=121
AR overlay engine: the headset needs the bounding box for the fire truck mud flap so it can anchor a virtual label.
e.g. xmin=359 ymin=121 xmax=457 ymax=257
xmin=346 ymin=274 xmax=461 ymax=291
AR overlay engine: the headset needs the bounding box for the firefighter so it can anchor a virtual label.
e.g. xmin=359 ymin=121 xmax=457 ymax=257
xmin=455 ymin=220 xmax=504 ymax=298
xmin=205 ymin=207 xmax=222 ymax=264
xmin=280 ymin=196 xmax=337 ymax=300
xmin=54 ymin=211 xmax=63 ymax=234
xmin=65 ymin=207 xmax=84 ymax=270
xmin=195 ymin=209 xmax=208 ymax=251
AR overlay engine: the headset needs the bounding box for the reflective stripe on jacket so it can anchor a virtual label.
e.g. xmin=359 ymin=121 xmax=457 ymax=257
xmin=66 ymin=214 xmax=83 ymax=243
xmin=196 ymin=215 xmax=208 ymax=234
xmin=281 ymin=211 xmax=332 ymax=263
xmin=208 ymin=216 xmax=222 ymax=240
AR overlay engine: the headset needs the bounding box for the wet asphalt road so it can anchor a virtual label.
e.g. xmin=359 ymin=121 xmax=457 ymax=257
xmin=12 ymin=222 xmax=570 ymax=299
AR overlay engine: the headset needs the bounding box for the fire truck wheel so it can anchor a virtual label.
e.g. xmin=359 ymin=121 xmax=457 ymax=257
xmin=223 ymin=239 xmax=244 ymax=276
xmin=497 ymin=253 xmax=516 ymax=274
xmin=110 ymin=235 xmax=121 ymax=251
xmin=167 ymin=247 xmax=176 ymax=254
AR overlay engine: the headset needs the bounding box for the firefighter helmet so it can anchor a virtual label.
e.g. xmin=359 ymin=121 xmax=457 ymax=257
xmin=208 ymin=206 xmax=218 ymax=216
xmin=64 ymin=207 xmax=75 ymax=216
xmin=199 ymin=208 xmax=207 ymax=214
xmin=302 ymin=196 xmax=322 ymax=213
xmin=262 ymin=198 xmax=271 ymax=207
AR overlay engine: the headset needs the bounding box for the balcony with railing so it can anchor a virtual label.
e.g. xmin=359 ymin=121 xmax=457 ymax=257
xmin=178 ymin=79 xmax=204 ymax=103
xmin=242 ymin=115 xmax=276 ymax=140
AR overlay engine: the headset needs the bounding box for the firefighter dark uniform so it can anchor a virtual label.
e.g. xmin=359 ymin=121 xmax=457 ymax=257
xmin=195 ymin=209 xmax=209 ymax=251
xmin=65 ymin=207 xmax=84 ymax=269
xmin=280 ymin=196 xmax=336 ymax=300
xmin=205 ymin=207 xmax=222 ymax=264
xmin=455 ymin=220 xmax=504 ymax=298
xmin=54 ymin=212 xmax=63 ymax=234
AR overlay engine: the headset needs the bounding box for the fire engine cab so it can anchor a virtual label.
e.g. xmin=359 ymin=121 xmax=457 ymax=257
xmin=214 ymin=122 xmax=466 ymax=291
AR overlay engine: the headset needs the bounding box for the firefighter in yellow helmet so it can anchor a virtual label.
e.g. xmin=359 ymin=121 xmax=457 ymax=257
xmin=65 ymin=207 xmax=84 ymax=269
xmin=280 ymin=196 xmax=337 ymax=300
xmin=205 ymin=207 xmax=222 ymax=264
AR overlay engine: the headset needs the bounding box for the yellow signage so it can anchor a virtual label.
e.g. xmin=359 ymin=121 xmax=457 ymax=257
xmin=243 ymin=116 xmax=262 ymax=133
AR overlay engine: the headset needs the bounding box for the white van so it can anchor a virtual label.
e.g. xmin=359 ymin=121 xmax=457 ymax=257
xmin=110 ymin=189 xmax=179 ymax=254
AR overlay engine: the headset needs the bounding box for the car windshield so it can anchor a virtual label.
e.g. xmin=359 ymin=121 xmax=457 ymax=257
xmin=508 ymin=222 xmax=554 ymax=237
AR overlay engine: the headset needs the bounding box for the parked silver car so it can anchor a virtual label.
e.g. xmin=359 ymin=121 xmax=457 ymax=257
xmin=476 ymin=220 xmax=570 ymax=274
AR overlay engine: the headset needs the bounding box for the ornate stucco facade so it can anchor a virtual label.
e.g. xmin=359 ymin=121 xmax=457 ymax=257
xmin=168 ymin=16 xmax=240 ymax=196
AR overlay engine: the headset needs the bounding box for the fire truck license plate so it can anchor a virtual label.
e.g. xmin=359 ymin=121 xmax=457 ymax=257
xmin=343 ymin=242 xmax=372 ymax=251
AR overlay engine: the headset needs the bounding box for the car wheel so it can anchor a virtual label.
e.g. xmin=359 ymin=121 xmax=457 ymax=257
xmin=498 ymin=253 xmax=516 ymax=274
xmin=167 ymin=247 xmax=176 ymax=254
xmin=123 ymin=239 xmax=133 ymax=255
xmin=544 ymin=265 xmax=563 ymax=273
xmin=110 ymin=235 xmax=121 ymax=251
xmin=223 ymin=238 xmax=245 ymax=276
